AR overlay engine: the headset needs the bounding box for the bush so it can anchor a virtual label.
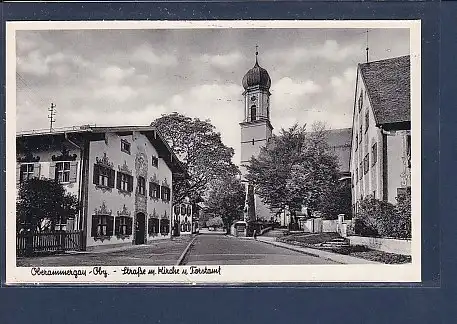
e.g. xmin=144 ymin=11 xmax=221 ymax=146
xmin=353 ymin=194 xmax=411 ymax=239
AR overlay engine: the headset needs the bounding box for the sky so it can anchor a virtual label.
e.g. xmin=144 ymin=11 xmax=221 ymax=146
xmin=15 ymin=27 xmax=410 ymax=165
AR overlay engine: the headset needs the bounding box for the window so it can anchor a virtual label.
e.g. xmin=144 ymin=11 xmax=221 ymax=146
xmin=359 ymin=125 xmax=362 ymax=143
xmin=355 ymin=167 xmax=358 ymax=183
xmin=120 ymin=139 xmax=131 ymax=154
xmin=138 ymin=176 xmax=146 ymax=195
xmin=20 ymin=163 xmax=34 ymax=182
xmin=186 ymin=205 xmax=192 ymax=216
xmin=359 ymin=161 xmax=363 ymax=180
xmin=372 ymin=142 xmax=378 ymax=166
xmin=355 ymin=133 xmax=358 ymax=151
xmin=151 ymin=156 xmax=158 ymax=168
xmin=116 ymin=172 xmax=133 ymax=192
xmin=94 ymin=164 xmax=115 ymax=188
xmin=160 ymin=219 xmax=170 ymax=235
xmin=56 ymin=162 xmax=71 ymax=183
xmin=358 ymin=90 xmax=363 ymax=111
xmin=365 ymin=111 xmax=369 ymax=132
xmin=91 ymin=215 xmax=114 ymax=238
xmin=148 ymin=217 xmax=159 ymax=235
xmin=149 ymin=182 xmax=160 ymax=199
xmin=363 ymin=154 xmax=369 ymax=174
xmin=161 ymin=186 xmax=171 ymax=202
xmin=250 ymin=105 xmax=256 ymax=122
xmin=115 ymin=216 xmax=132 ymax=236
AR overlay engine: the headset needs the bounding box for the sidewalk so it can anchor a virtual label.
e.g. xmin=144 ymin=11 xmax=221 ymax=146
xmin=257 ymin=236 xmax=379 ymax=264
xmin=17 ymin=235 xmax=196 ymax=267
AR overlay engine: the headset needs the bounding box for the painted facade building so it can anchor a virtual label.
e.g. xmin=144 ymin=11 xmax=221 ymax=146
xmin=239 ymin=53 xmax=275 ymax=222
xmin=16 ymin=126 xmax=185 ymax=250
xmin=349 ymin=55 xmax=411 ymax=214
xmin=173 ymin=198 xmax=199 ymax=236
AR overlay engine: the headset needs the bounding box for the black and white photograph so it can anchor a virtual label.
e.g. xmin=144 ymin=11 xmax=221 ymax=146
xmin=5 ymin=20 xmax=421 ymax=283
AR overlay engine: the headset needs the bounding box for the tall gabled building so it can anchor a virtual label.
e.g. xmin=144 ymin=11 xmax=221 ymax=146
xmin=16 ymin=125 xmax=185 ymax=250
xmin=350 ymin=55 xmax=411 ymax=214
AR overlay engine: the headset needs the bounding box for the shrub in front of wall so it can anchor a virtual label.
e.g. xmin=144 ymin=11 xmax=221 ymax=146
xmin=354 ymin=195 xmax=396 ymax=237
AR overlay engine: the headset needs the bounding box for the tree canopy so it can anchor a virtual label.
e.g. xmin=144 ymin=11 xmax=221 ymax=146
xmin=17 ymin=178 xmax=79 ymax=233
xmin=246 ymin=122 xmax=342 ymax=220
xmin=204 ymin=175 xmax=246 ymax=233
xmin=151 ymin=113 xmax=239 ymax=204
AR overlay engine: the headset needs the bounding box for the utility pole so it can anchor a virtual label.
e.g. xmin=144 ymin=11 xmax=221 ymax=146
xmin=48 ymin=103 xmax=56 ymax=132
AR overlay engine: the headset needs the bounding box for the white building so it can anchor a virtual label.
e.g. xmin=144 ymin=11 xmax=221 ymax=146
xmin=350 ymin=55 xmax=411 ymax=214
xmin=16 ymin=126 xmax=185 ymax=250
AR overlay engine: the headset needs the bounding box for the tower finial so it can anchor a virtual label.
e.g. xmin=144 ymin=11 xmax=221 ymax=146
xmin=255 ymin=45 xmax=259 ymax=64
xmin=366 ymin=30 xmax=369 ymax=63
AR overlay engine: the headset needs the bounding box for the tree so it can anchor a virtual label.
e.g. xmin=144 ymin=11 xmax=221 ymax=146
xmin=151 ymin=113 xmax=239 ymax=204
xmin=246 ymin=123 xmax=340 ymax=223
xmin=206 ymin=216 xmax=224 ymax=229
xmin=17 ymin=178 xmax=80 ymax=233
xmin=204 ymin=176 xmax=246 ymax=234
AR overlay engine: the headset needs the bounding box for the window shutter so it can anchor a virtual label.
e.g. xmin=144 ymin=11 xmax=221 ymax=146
xmin=93 ymin=164 xmax=99 ymax=185
xmin=128 ymin=175 xmax=133 ymax=192
xmin=127 ymin=217 xmax=133 ymax=235
xmin=91 ymin=216 xmax=98 ymax=237
xmin=69 ymin=161 xmax=78 ymax=183
xmin=49 ymin=162 xmax=56 ymax=181
xmin=16 ymin=164 xmax=21 ymax=184
xmin=32 ymin=162 xmax=41 ymax=179
xmin=107 ymin=216 xmax=114 ymax=236
xmin=115 ymin=217 xmax=120 ymax=235
xmin=116 ymin=172 xmax=121 ymax=190
xmin=108 ymin=169 xmax=115 ymax=188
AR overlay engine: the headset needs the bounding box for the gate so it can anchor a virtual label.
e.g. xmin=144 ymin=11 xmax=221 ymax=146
xmin=17 ymin=230 xmax=84 ymax=256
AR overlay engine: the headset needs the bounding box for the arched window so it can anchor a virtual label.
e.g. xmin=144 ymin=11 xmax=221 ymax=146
xmin=250 ymin=105 xmax=256 ymax=121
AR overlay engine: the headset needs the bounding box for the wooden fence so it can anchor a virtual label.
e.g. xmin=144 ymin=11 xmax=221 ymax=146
xmin=17 ymin=230 xmax=84 ymax=256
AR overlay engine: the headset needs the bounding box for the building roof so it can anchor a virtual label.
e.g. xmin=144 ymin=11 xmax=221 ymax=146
xmin=16 ymin=125 xmax=186 ymax=175
xmin=359 ymin=55 xmax=410 ymax=127
xmin=242 ymin=57 xmax=271 ymax=90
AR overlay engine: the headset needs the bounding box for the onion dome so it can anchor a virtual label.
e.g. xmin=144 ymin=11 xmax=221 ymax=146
xmin=242 ymin=55 xmax=271 ymax=90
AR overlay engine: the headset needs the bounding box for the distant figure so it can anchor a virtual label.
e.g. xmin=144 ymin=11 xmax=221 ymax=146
xmin=253 ymin=229 xmax=257 ymax=240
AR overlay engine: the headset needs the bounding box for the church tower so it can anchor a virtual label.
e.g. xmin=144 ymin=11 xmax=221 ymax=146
xmin=240 ymin=49 xmax=274 ymax=222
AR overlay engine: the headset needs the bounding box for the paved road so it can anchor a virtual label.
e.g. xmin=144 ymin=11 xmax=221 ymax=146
xmin=17 ymin=236 xmax=193 ymax=267
xmin=182 ymin=234 xmax=337 ymax=265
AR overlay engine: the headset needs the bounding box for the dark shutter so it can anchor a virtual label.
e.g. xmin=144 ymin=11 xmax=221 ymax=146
xmin=128 ymin=175 xmax=133 ymax=192
xmin=93 ymin=164 xmax=99 ymax=185
xmin=69 ymin=161 xmax=78 ymax=183
xmin=116 ymin=172 xmax=121 ymax=190
xmin=115 ymin=217 xmax=120 ymax=235
xmin=148 ymin=218 xmax=152 ymax=234
xmin=91 ymin=216 xmax=98 ymax=237
xmin=127 ymin=217 xmax=133 ymax=235
xmin=109 ymin=169 xmax=115 ymax=188
xmin=107 ymin=216 xmax=114 ymax=236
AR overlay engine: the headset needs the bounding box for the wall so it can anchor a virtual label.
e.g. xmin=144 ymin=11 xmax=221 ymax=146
xmin=350 ymin=69 xmax=383 ymax=212
xmin=16 ymin=141 xmax=82 ymax=230
xmin=322 ymin=220 xmax=337 ymax=232
xmin=86 ymin=131 xmax=173 ymax=248
xmin=347 ymin=236 xmax=411 ymax=255
xmin=387 ymin=133 xmax=407 ymax=204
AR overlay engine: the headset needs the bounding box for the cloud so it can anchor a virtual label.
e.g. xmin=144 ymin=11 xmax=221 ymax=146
xmin=93 ymin=84 xmax=138 ymax=102
xmin=200 ymin=52 xmax=243 ymax=68
xmin=131 ymin=44 xmax=177 ymax=67
xmin=273 ymin=77 xmax=322 ymax=96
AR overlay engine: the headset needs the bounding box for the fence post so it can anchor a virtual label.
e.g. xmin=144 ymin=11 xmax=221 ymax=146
xmin=25 ymin=230 xmax=33 ymax=256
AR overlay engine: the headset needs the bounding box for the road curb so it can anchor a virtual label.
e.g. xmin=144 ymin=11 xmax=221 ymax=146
xmin=257 ymin=238 xmax=380 ymax=264
xmin=176 ymin=235 xmax=198 ymax=266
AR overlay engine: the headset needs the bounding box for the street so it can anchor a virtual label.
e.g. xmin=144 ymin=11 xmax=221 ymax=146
xmin=182 ymin=233 xmax=338 ymax=265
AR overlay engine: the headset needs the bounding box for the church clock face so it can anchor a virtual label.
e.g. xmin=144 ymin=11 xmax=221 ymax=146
xmin=251 ymin=96 xmax=256 ymax=102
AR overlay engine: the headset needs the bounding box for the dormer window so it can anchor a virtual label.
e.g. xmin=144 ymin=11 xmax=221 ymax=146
xmin=121 ymin=139 xmax=131 ymax=154
xmin=358 ymin=90 xmax=364 ymax=112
